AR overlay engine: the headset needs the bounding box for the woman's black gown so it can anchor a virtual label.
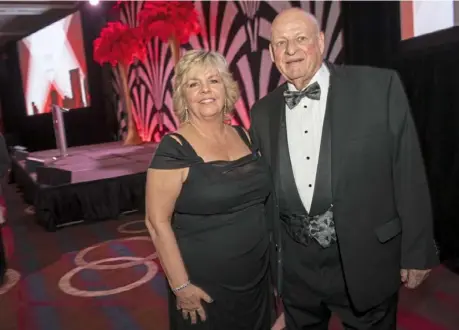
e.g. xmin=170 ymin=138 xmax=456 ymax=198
xmin=149 ymin=126 xmax=272 ymax=330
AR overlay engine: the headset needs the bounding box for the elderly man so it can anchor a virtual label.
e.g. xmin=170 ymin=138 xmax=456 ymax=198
xmin=250 ymin=8 xmax=438 ymax=330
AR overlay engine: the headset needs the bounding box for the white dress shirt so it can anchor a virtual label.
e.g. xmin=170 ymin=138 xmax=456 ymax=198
xmin=285 ymin=64 xmax=330 ymax=212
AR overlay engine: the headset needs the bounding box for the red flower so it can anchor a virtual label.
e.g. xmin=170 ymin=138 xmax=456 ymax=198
xmin=93 ymin=21 xmax=146 ymax=67
xmin=138 ymin=1 xmax=201 ymax=44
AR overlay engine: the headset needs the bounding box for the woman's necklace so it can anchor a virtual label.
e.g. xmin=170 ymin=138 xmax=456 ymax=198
xmin=189 ymin=121 xmax=227 ymax=142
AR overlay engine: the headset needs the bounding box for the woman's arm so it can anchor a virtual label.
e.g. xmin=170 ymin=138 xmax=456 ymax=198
xmin=145 ymin=167 xmax=189 ymax=289
xmin=146 ymin=167 xmax=212 ymax=324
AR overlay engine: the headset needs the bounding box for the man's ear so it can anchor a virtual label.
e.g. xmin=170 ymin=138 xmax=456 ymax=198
xmin=269 ymin=43 xmax=274 ymax=62
xmin=318 ymin=32 xmax=325 ymax=56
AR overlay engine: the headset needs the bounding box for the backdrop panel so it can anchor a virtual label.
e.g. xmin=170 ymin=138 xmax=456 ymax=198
xmin=112 ymin=0 xmax=344 ymax=142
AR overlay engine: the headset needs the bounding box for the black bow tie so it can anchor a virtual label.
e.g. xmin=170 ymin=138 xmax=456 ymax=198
xmin=283 ymin=82 xmax=321 ymax=109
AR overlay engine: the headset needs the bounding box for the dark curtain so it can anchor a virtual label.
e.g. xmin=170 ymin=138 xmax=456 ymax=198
xmin=342 ymin=1 xmax=459 ymax=260
xmin=392 ymin=47 xmax=459 ymax=261
xmin=341 ymin=1 xmax=400 ymax=67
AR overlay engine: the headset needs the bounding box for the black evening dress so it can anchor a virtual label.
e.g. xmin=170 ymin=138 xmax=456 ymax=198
xmin=149 ymin=126 xmax=272 ymax=330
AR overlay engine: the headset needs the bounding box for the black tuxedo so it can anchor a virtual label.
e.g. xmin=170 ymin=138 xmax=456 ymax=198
xmin=250 ymin=64 xmax=439 ymax=316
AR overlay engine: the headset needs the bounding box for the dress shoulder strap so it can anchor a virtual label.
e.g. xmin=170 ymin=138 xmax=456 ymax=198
xmin=233 ymin=125 xmax=252 ymax=149
xmin=168 ymin=133 xmax=200 ymax=157
xmin=149 ymin=133 xmax=201 ymax=169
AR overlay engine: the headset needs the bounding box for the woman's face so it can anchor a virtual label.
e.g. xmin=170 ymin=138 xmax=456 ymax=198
xmin=183 ymin=65 xmax=226 ymax=121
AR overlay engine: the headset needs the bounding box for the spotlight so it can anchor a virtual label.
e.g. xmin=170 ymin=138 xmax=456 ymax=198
xmin=89 ymin=0 xmax=99 ymax=5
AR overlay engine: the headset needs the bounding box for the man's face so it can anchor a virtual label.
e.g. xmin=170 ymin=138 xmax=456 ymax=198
xmin=270 ymin=12 xmax=325 ymax=90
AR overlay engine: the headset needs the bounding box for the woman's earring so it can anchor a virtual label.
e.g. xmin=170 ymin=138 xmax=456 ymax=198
xmin=223 ymin=101 xmax=228 ymax=120
xmin=184 ymin=107 xmax=189 ymax=122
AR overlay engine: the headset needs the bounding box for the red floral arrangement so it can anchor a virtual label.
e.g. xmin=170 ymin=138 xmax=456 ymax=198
xmin=138 ymin=1 xmax=201 ymax=44
xmin=93 ymin=21 xmax=146 ymax=67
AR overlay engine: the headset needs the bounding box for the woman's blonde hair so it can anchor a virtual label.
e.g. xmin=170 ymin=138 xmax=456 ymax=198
xmin=172 ymin=49 xmax=240 ymax=123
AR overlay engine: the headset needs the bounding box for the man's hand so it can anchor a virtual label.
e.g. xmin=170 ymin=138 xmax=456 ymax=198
xmin=400 ymin=269 xmax=431 ymax=289
xmin=272 ymin=312 xmax=285 ymax=330
xmin=0 ymin=205 xmax=5 ymax=225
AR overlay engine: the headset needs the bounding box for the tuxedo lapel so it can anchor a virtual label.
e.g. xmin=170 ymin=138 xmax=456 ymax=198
xmin=266 ymin=63 xmax=353 ymax=204
xmin=267 ymin=63 xmax=353 ymax=204
xmin=327 ymin=64 xmax=355 ymax=198
xmin=268 ymin=83 xmax=288 ymax=194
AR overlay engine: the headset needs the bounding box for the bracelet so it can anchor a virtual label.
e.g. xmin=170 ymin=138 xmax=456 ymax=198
xmin=172 ymin=280 xmax=190 ymax=292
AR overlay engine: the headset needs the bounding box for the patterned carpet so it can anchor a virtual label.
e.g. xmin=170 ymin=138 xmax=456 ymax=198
xmin=1 ymin=182 xmax=458 ymax=330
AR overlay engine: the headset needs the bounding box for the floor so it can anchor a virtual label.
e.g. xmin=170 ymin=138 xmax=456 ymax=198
xmin=1 ymin=182 xmax=459 ymax=330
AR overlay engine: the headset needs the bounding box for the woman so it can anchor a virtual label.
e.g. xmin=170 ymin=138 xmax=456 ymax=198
xmin=145 ymin=50 xmax=272 ymax=329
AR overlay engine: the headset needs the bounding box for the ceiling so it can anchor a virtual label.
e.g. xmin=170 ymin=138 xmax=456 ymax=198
xmin=0 ymin=1 xmax=79 ymax=48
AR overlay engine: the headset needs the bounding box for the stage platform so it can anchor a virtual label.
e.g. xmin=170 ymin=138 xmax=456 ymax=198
xmin=11 ymin=141 xmax=158 ymax=231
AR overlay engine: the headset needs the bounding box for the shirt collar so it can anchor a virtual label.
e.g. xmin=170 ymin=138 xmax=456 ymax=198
xmin=287 ymin=63 xmax=329 ymax=92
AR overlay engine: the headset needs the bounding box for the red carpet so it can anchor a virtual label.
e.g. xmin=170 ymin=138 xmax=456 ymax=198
xmin=1 ymin=183 xmax=458 ymax=329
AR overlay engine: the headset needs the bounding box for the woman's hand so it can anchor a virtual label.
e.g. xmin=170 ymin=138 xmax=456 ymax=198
xmin=175 ymin=284 xmax=213 ymax=324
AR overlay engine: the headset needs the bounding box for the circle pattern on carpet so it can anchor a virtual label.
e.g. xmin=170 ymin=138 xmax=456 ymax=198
xmin=59 ymin=236 xmax=159 ymax=297
xmin=0 ymin=269 xmax=21 ymax=295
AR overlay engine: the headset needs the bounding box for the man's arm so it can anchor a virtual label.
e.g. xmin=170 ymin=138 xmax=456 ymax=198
xmin=389 ymin=72 xmax=439 ymax=275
